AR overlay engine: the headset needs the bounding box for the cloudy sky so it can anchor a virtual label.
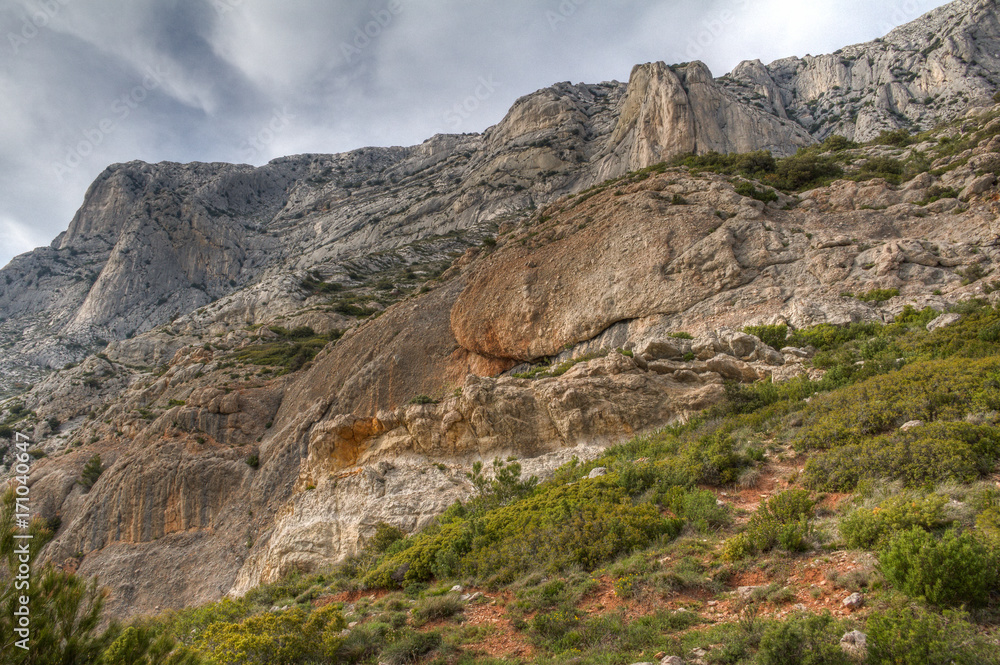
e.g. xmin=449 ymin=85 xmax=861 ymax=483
xmin=0 ymin=0 xmax=952 ymax=268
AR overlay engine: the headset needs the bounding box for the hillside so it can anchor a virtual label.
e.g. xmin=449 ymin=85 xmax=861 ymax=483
xmin=2 ymin=0 xmax=1000 ymax=663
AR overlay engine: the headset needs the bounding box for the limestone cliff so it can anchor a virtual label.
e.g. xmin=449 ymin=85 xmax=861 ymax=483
xmin=725 ymin=0 xmax=1000 ymax=141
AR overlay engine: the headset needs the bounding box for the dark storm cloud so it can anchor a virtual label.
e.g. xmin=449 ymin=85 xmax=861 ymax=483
xmin=0 ymin=0 xmax=952 ymax=268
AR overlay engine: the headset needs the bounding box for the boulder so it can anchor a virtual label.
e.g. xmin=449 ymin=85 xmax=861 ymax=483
xmin=927 ymin=313 xmax=961 ymax=332
xmin=840 ymin=630 xmax=867 ymax=658
xmin=842 ymin=592 xmax=865 ymax=610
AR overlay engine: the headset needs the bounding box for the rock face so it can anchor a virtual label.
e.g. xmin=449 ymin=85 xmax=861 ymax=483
xmin=602 ymin=61 xmax=813 ymax=177
xmin=725 ymin=0 xmax=1000 ymax=141
xmin=2 ymin=0 xmax=1000 ymax=620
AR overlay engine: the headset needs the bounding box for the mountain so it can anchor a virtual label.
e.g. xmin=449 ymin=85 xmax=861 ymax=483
xmin=1 ymin=0 xmax=1000 ymax=625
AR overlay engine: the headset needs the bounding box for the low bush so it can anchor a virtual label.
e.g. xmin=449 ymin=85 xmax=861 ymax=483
xmin=856 ymin=288 xmax=900 ymax=303
xmin=411 ymin=594 xmax=463 ymax=627
xmin=803 ymin=422 xmax=1000 ymax=490
xmin=194 ymin=605 xmax=346 ymax=665
xmin=786 ymin=321 xmax=882 ymax=351
xmin=723 ymin=490 xmax=815 ymax=560
xmin=879 ymin=527 xmax=996 ymax=607
xmin=743 ymin=324 xmax=788 ymax=351
xmin=866 ymin=606 xmax=1000 ymax=664
xmin=795 ymin=357 xmax=1000 ymax=452
xmin=363 ymin=475 xmax=680 ymax=588
xmin=735 ymin=181 xmax=779 ymax=202
xmin=381 ymin=630 xmax=441 ymax=665
xmin=658 ymin=486 xmax=731 ymax=531
xmin=756 ymin=612 xmax=852 ymax=665
xmin=873 ymin=129 xmax=912 ymax=147
xmin=839 ymin=493 xmax=949 ymax=549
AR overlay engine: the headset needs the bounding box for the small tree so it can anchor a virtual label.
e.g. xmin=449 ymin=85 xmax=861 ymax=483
xmin=0 ymin=490 xmax=113 ymax=662
xmin=466 ymin=458 xmax=538 ymax=513
xmin=79 ymin=454 xmax=103 ymax=490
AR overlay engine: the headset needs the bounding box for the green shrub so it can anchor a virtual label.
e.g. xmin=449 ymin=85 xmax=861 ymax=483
xmin=364 ymin=475 xmax=680 ymax=588
xmin=367 ymin=522 xmax=406 ymax=554
xmin=677 ymin=430 xmax=753 ymax=486
xmin=795 ymin=358 xmax=1000 ymax=452
xmin=958 ymin=262 xmax=987 ymax=285
xmin=195 ymin=605 xmax=346 ymax=664
xmin=917 ymin=185 xmax=961 ymax=205
xmin=407 ymin=394 xmax=437 ymax=405
xmin=300 ymin=275 xmax=343 ymax=295
xmin=163 ymin=597 xmax=254 ymax=645
xmin=879 ymin=527 xmax=996 ymax=607
xmin=873 ymin=128 xmax=912 ymax=147
xmin=743 ymin=324 xmax=788 ymax=351
xmin=839 ymin=493 xmax=949 ymax=549
xmin=658 ymin=486 xmax=731 ymax=531
xmin=103 ymin=625 xmax=201 ymax=665
xmin=79 ymin=454 xmax=103 ymax=490
xmin=723 ymin=490 xmax=815 ymax=560
xmin=803 ymin=422 xmax=1000 ymax=491
xmin=771 ymin=151 xmax=844 ymax=190
xmin=786 ymin=321 xmax=881 ymax=351
xmin=734 ymin=181 xmax=779 ymax=202
xmin=332 ymin=621 xmax=391 ymax=663
xmin=411 ymin=594 xmax=463 ymax=627
xmin=821 ymin=135 xmax=857 ymax=152
xmin=866 ymin=606 xmax=1000 ymax=664
xmin=756 ymin=612 xmax=852 ymax=665
xmin=466 ymin=458 xmax=538 ymax=513
xmin=381 ymin=631 xmax=440 ymax=665
xmin=856 ymin=288 xmax=900 ymax=303
xmin=766 ymin=489 xmax=816 ymax=523
xmin=860 ymin=156 xmax=905 ymax=179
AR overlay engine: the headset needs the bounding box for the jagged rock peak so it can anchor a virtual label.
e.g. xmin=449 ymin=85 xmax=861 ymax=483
xmin=599 ymin=60 xmax=813 ymax=178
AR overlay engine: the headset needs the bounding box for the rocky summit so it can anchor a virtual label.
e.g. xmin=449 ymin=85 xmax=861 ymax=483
xmin=3 ymin=1 xmax=1000 ymax=660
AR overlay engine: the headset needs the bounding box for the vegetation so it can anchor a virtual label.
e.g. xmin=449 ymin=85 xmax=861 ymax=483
xmin=671 ymin=149 xmax=844 ymax=192
xmin=14 ymin=302 xmax=1000 ymax=662
xmin=79 ymin=454 xmax=103 ymax=490
xmin=231 ymin=326 xmax=342 ymax=374
xmin=743 ymin=324 xmax=788 ymax=351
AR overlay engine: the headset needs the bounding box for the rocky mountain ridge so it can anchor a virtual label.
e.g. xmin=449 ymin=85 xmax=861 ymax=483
xmin=5 ymin=1 xmax=998 ymax=392
xmin=2 ymin=0 xmax=1000 ymax=621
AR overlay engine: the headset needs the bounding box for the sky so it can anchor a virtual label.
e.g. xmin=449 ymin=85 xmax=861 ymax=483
xmin=0 ymin=0 xmax=953 ymax=269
